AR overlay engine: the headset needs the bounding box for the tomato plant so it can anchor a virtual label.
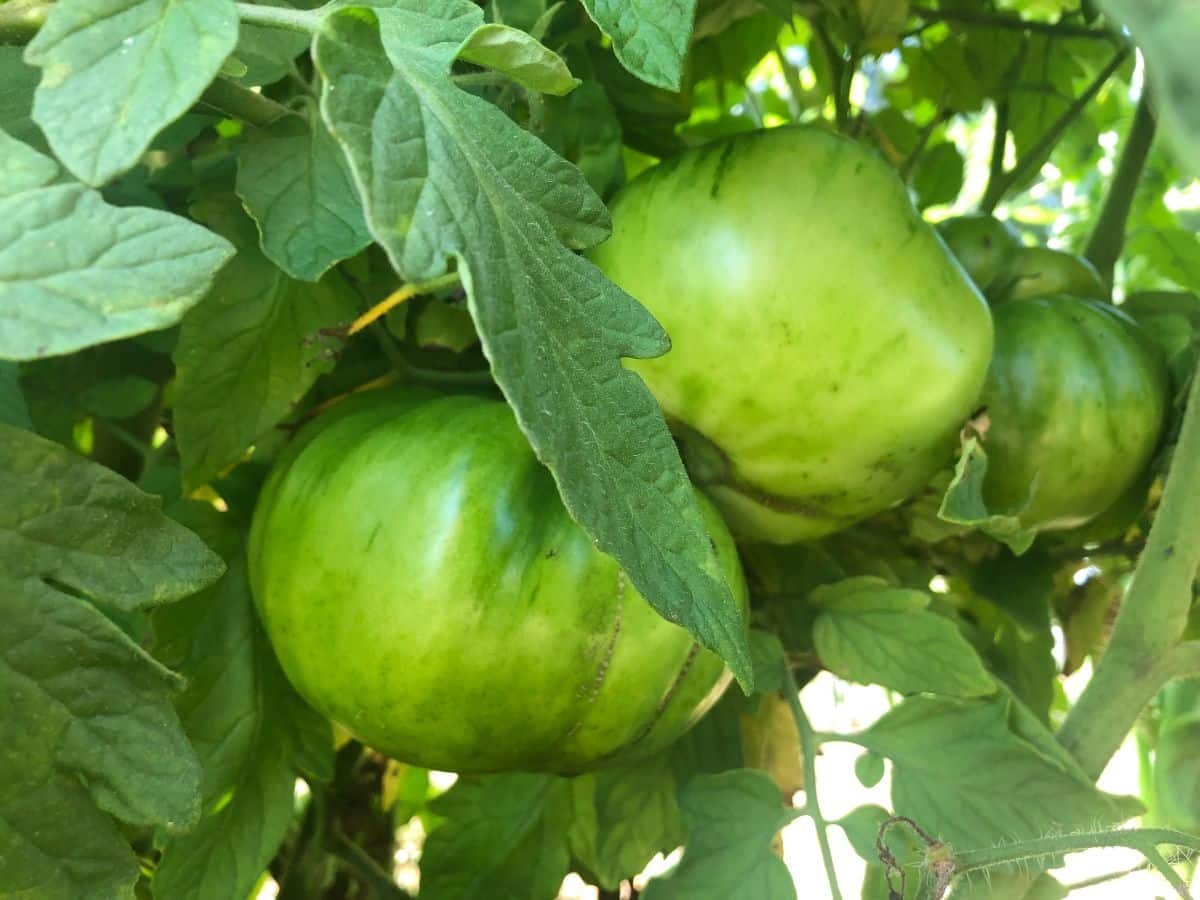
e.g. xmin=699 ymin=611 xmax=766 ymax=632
xmin=5 ymin=1 xmax=1200 ymax=899
xmin=249 ymin=387 xmax=745 ymax=773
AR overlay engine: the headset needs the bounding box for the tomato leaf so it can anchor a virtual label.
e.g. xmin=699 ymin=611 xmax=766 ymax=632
xmin=811 ymin=578 xmax=995 ymax=698
xmin=236 ymin=111 xmax=373 ymax=282
xmin=457 ymin=23 xmax=580 ymax=95
xmin=312 ymin=3 xmax=754 ymax=688
xmin=938 ymin=434 xmax=1039 ymax=554
xmin=0 ymin=131 xmax=234 ymax=361
xmin=0 ymin=46 xmax=44 ymax=152
xmin=568 ymin=757 xmax=685 ymax=890
xmin=641 ymin=770 xmax=800 ymax=900
xmin=1097 ymin=0 xmax=1200 ymax=176
xmin=152 ymin=509 xmax=333 ymax=900
xmin=0 ymin=425 xmax=222 ymax=899
xmin=172 ymin=193 xmax=358 ymax=490
xmin=0 ymin=363 xmax=30 ymax=428
xmin=854 ymin=692 xmax=1138 ymax=858
xmin=229 ymin=0 xmax=311 ymax=88
xmin=578 ymin=0 xmax=696 ymax=91
xmin=421 ymin=773 xmax=573 ymax=900
xmin=23 ymin=0 xmax=238 ymax=186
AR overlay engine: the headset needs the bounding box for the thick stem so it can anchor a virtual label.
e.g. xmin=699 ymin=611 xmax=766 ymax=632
xmin=984 ymin=48 xmax=1129 ymax=210
xmin=0 ymin=0 xmax=49 ymax=44
xmin=198 ymin=79 xmax=293 ymax=127
xmin=1058 ymin=376 xmax=1200 ymax=779
xmin=910 ymin=5 xmax=1118 ymax=40
xmin=235 ymin=1 xmax=324 ymax=34
xmin=328 ymin=830 xmax=412 ymax=900
xmin=1084 ymin=91 xmax=1157 ymax=286
xmin=980 ymin=100 xmax=1010 ymax=213
xmin=784 ymin=664 xmax=844 ymax=900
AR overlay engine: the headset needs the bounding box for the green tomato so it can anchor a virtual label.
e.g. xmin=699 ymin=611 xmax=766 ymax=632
xmin=936 ymin=214 xmax=1023 ymax=295
xmin=587 ymin=127 xmax=994 ymax=543
xmin=248 ymin=388 xmax=747 ymax=774
xmin=994 ymin=246 xmax=1107 ymax=303
xmin=981 ymin=295 xmax=1168 ymax=531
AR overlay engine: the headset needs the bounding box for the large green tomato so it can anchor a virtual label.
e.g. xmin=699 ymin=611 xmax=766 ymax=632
xmin=993 ymin=246 xmax=1107 ymax=303
xmin=981 ymin=295 xmax=1167 ymax=531
xmin=588 ymin=127 xmax=994 ymax=542
xmin=936 ymin=214 xmax=1023 ymax=296
xmin=248 ymin=388 xmax=747 ymax=774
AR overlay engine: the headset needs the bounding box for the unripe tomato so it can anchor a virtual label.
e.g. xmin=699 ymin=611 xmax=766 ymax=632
xmin=588 ymin=127 xmax=994 ymax=543
xmin=248 ymin=388 xmax=747 ymax=773
xmin=993 ymin=246 xmax=1107 ymax=303
xmin=936 ymin=214 xmax=1023 ymax=296
xmin=981 ymin=295 xmax=1168 ymax=531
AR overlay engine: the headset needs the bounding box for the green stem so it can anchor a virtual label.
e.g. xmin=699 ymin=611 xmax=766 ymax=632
xmin=1085 ymin=90 xmax=1157 ymax=286
xmin=984 ymin=48 xmax=1129 ymax=210
xmin=328 ymin=830 xmax=412 ymax=900
xmin=835 ymin=49 xmax=858 ymax=134
xmin=1058 ymin=375 xmax=1200 ymax=779
xmin=812 ymin=20 xmax=845 ymax=129
xmin=774 ymin=44 xmax=805 ymax=122
xmin=910 ymin=5 xmax=1118 ymax=40
xmin=900 ymin=109 xmax=948 ymax=183
xmin=980 ymin=100 xmax=1010 ymax=213
xmin=0 ymin=0 xmax=49 ymax=44
xmin=783 ymin=663 xmax=844 ymax=900
xmin=198 ymin=78 xmax=292 ymax=127
xmin=235 ymin=1 xmax=325 ymax=34
xmin=950 ymin=828 xmax=1200 ymax=899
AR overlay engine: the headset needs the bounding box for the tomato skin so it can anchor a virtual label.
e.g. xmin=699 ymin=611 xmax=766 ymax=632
xmin=993 ymin=247 xmax=1107 ymax=303
xmin=588 ymin=127 xmax=994 ymax=543
xmin=248 ymin=389 xmax=746 ymax=774
xmin=981 ymin=295 xmax=1168 ymax=531
xmin=936 ymin=215 xmax=1023 ymax=296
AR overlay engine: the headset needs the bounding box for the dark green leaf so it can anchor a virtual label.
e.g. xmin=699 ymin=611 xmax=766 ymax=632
xmin=0 ymin=425 xmax=222 ymax=899
xmin=313 ymin=4 xmax=752 ymax=686
xmin=0 ymin=46 xmax=45 ymax=152
xmin=0 ymin=133 xmax=234 ymax=361
xmin=230 ymin=0 xmax=311 ymax=88
xmin=912 ymin=141 xmax=964 ymax=210
xmin=938 ymin=435 xmax=1038 ymax=554
xmin=173 ymin=194 xmax=358 ymax=490
xmin=579 ymin=0 xmax=697 ymax=90
xmin=0 ymin=362 xmax=30 ymax=428
xmin=152 ymin=539 xmax=333 ymax=900
xmin=641 ymin=770 xmax=799 ymax=900
xmin=78 ymin=375 xmax=157 ymax=420
xmin=421 ymin=773 xmax=573 ymax=900
xmin=24 ymin=0 xmax=239 ymax=185
xmin=457 ymin=23 xmax=580 ymax=95
xmin=236 ymin=112 xmax=373 ymax=281
xmin=811 ymin=578 xmax=994 ymax=697
xmin=538 ymin=80 xmax=625 ymax=199
xmin=855 ymin=693 xmax=1135 ymax=856
xmin=414 ymin=298 xmax=479 ymax=352
xmin=568 ymin=757 xmax=685 ymax=889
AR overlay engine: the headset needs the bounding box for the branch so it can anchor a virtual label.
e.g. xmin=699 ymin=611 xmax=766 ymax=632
xmin=950 ymin=828 xmax=1200 ymax=900
xmin=197 ymin=78 xmax=293 ymax=127
xmin=980 ymin=100 xmax=1010 ymax=213
xmin=235 ymin=1 xmax=325 ymax=34
xmin=983 ymin=48 xmax=1130 ymax=210
xmin=328 ymin=830 xmax=413 ymax=900
xmin=1058 ymin=372 xmax=1200 ymax=779
xmin=783 ymin=662 xmax=844 ymax=900
xmin=1085 ymin=90 xmax=1157 ymax=286
xmin=910 ymin=5 xmax=1119 ymax=40
xmin=0 ymin=0 xmax=49 ymax=44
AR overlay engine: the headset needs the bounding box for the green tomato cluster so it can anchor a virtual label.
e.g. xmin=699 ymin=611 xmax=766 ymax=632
xmin=937 ymin=214 xmax=1168 ymax=531
xmin=251 ymin=130 xmax=1170 ymax=777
